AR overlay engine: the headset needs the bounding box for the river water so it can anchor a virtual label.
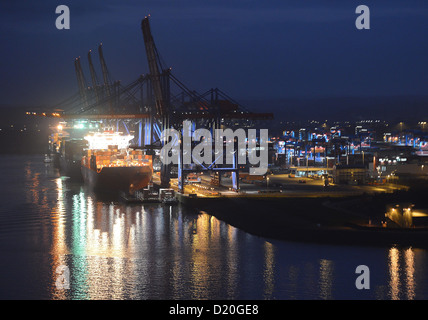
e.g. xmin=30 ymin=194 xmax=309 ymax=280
xmin=0 ymin=155 xmax=427 ymax=300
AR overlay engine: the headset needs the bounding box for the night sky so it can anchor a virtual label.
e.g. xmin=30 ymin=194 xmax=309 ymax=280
xmin=0 ymin=0 xmax=427 ymax=117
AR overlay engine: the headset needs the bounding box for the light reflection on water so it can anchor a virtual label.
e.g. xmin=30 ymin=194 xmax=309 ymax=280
xmin=319 ymin=259 xmax=334 ymax=300
xmin=387 ymin=246 xmax=418 ymax=300
xmin=49 ymin=176 xmax=253 ymax=300
xmin=0 ymin=155 xmax=427 ymax=300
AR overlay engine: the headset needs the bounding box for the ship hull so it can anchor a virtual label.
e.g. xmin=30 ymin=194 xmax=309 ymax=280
xmin=59 ymin=139 xmax=86 ymax=180
xmin=81 ymin=165 xmax=152 ymax=193
xmin=60 ymin=156 xmax=83 ymax=180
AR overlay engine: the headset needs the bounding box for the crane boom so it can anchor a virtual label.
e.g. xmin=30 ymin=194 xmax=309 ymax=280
xmin=141 ymin=16 xmax=165 ymax=117
xmin=87 ymin=50 xmax=101 ymax=105
xmin=98 ymin=43 xmax=115 ymax=113
xmin=98 ymin=43 xmax=112 ymax=98
xmin=141 ymin=16 xmax=171 ymax=187
xmin=74 ymin=57 xmax=89 ymax=108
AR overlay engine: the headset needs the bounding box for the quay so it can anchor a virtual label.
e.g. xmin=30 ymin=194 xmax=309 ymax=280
xmin=149 ymin=172 xmax=428 ymax=249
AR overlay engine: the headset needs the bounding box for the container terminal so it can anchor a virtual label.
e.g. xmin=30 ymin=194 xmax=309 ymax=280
xmin=28 ymin=16 xmax=428 ymax=248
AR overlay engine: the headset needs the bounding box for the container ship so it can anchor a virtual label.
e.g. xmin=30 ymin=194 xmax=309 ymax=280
xmin=48 ymin=122 xmax=87 ymax=180
xmin=81 ymin=131 xmax=153 ymax=193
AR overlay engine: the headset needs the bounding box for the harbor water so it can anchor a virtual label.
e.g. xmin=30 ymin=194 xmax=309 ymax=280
xmin=0 ymin=155 xmax=427 ymax=300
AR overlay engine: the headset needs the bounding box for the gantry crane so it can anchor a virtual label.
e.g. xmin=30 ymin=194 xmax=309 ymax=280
xmin=36 ymin=16 xmax=274 ymax=191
